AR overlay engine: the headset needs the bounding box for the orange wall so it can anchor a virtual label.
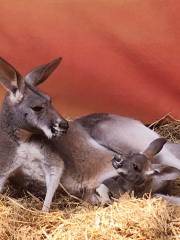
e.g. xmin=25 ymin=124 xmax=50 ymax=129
xmin=1 ymin=0 xmax=180 ymax=122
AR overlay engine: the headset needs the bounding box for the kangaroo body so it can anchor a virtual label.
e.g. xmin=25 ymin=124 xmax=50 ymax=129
xmin=0 ymin=57 xmax=68 ymax=212
xmin=19 ymin=113 xmax=180 ymax=206
xmin=78 ymin=113 xmax=180 ymax=169
xmin=57 ymin=121 xmax=117 ymax=202
xmin=77 ymin=114 xmax=180 ymax=201
xmin=20 ymin=121 xmax=117 ymax=204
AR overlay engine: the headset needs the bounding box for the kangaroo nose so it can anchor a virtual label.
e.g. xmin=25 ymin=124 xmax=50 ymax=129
xmin=114 ymin=155 xmax=121 ymax=162
xmin=59 ymin=120 xmax=69 ymax=131
xmin=112 ymin=155 xmax=124 ymax=168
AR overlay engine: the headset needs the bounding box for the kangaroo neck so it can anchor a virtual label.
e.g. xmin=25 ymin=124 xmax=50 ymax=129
xmin=0 ymin=101 xmax=19 ymax=144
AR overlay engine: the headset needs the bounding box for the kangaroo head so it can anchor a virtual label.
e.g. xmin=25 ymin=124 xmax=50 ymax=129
xmin=0 ymin=57 xmax=69 ymax=139
xmin=112 ymin=138 xmax=178 ymax=186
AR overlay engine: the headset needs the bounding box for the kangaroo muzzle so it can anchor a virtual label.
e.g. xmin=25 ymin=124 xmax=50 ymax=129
xmin=50 ymin=118 xmax=69 ymax=137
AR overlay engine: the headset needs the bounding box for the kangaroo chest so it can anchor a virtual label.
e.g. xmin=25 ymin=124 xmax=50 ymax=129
xmin=16 ymin=142 xmax=46 ymax=182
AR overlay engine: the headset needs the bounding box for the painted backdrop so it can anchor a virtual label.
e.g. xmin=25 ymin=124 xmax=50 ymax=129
xmin=0 ymin=0 xmax=180 ymax=122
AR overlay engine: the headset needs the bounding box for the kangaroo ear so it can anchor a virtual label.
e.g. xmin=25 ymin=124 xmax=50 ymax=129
xmin=0 ymin=57 xmax=25 ymax=94
xmin=146 ymin=164 xmax=180 ymax=181
xmin=143 ymin=138 xmax=167 ymax=159
xmin=25 ymin=57 xmax=62 ymax=86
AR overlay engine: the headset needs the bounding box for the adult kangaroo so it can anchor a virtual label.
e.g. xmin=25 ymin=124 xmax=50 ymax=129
xmin=74 ymin=113 xmax=180 ymax=202
xmin=77 ymin=113 xmax=180 ymax=170
xmin=0 ymin=57 xmax=68 ymax=212
xmin=19 ymin=113 xmax=180 ymax=208
xmin=53 ymin=113 xmax=180 ymax=204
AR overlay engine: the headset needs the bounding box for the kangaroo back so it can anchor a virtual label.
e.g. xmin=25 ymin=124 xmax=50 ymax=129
xmin=166 ymin=143 xmax=180 ymax=159
xmin=77 ymin=113 xmax=180 ymax=170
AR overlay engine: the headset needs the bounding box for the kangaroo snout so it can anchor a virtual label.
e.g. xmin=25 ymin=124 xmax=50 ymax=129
xmin=50 ymin=119 xmax=69 ymax=137
xmin=112 ymin=155 xmax=124 ymax=169
xmin=59 ymin=119 xmax=69 ymax=133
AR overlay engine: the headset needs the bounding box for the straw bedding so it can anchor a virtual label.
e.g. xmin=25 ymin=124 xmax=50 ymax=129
xmin=0 ymin=115 xmax=180 ymax=240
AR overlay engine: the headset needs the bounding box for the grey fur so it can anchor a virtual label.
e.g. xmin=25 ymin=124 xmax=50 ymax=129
xmin=20 ymin=120 xmax=118 ymax=206
xmin=0 ymin=57 xmax=68 ymax=212
xmin=20 ymin=113 xmax=180 ymax=207
xmin=58 ymin=114 xmax=180 ymax=205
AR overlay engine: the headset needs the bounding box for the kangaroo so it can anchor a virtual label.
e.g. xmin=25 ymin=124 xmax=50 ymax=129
xmin=18 ymin=113 xmax=180 ymax=208
xmin=76 ymin=113 xmax=180 ymax=171
xmin=20 ymin=119 xmax=119 ymax=206
xmin=109 ymin=138 xmax=180 ymax=204
xmin=75 ymin=113 xmax=180 ymax=203
xmin=0 ymin=57 xmax=69 ymax=212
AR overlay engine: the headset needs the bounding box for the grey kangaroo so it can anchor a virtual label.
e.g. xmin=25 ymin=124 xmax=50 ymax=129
xmin=0 ymin=57 xmax=68 ymax=212
xmin=108 ymin=139 xmax=180 ymax=204
xmin=74 ymin=113 xmax=180 ymax=204
xmin=18 ymin=113 xmax=180 ymax=209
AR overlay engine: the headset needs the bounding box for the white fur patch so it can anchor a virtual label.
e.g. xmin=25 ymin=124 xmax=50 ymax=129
xmin=17 ymin=142 xmax=44 ymax=162
xmin=16 ymin=142 xmax=45 ymax=183
xmin=145 ymin=169 xmax=155 ymax=176
xmin=42 ymin=164 xmax=64 ymax=212
xmin=116 ymin=168 xmax=127 ymax=174
xmin=9 ymin=90 xmax=23 ymax=104
xmin=96 ymin=184 xmax=111 ymax=204
xmin=0 ymin=176 xmax=8 ymax=192
xmin=40 ymin=125 xmax=53 ymax=139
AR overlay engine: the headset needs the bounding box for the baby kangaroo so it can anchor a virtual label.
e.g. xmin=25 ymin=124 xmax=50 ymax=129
xmin=0 ymin=57 xmax=68 ymax=211
xmin=110 ymin=138 xmax=180 ymax=204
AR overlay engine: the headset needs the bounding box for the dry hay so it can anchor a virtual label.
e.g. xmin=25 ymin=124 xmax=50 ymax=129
xmin=149 ymin=114 xmax=180 ymax=143
xmin=0 ymin=194 xmax=180 ymax=240
xmin=0 ymin=114 xmax=180 ymax=240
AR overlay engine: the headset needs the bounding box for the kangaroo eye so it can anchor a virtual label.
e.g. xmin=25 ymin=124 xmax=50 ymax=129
xmin=31 ymin=106 xmax=43 ymax=112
